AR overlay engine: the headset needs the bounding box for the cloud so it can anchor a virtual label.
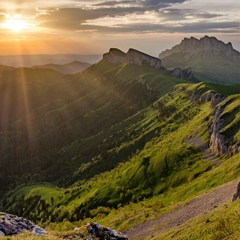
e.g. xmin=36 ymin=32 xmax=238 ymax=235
xmin=142 ymin=0 xmax=185 ymax=7
xmin=105 ymin=20 xmax=240 ymax=34
xmin=37 ymin=3 xmax=238 ymax=36
xmin=94 ymin=1 xmax=135 ymax=6
xmin=2 ymin=0 xmax=238 ymax=38
xmin=37 ymin=6 xmax=145 ymax=30
xmin=36 ymin=0 xmax=189 ymax=30
xmin=158 ymin=9 xmax=224 ymax=21
xmin=0 ymin=13 xmax=7 ymax=22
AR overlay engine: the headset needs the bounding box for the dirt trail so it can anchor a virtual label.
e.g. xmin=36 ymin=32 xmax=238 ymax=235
xmin=125 ymin=179 xmax=239 ymax=239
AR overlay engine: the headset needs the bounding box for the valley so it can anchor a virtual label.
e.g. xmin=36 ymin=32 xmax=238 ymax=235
xmin=0 ymin=36 xmax=239 ymax=239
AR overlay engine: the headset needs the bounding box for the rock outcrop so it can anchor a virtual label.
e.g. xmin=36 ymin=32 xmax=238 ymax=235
xmin=103 ymin=48 xmax=194 ymax=81
xmin=103 ymin=48 xmax=162 ymax=69
xmin=187 ymin=86 xmax=239 ymax=156
xmin=171 ymin=67 xmax=193 ymax=80
xmin=87 ymin=222 xmax=128 ymax=240
xmin=209 ymin=102 xmax=228 ymax=155
xmin=0 ymin=212 xmax=46 ymax=237
xmin=232 ymin=181 xmax=240 ymax=201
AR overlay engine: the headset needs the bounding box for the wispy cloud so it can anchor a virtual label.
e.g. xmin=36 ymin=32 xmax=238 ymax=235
xmin=0 ymin=0 xmax=239 ymax=54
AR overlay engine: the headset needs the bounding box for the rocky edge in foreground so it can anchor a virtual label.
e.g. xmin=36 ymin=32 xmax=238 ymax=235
xmin=0 ymin=212 xmax=46 ymax=237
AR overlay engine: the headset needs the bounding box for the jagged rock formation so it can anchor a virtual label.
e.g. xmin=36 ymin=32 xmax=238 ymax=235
xmin=171 ymin=67 xmax=193 ymax=80
xmin=187 ymin=87 xmax=239 ymax=156
xmin=0 ymin=213 xmax=46 ymax=236
xmin=103 ymin=48 xmax=195 ymax=82
xmin=209 ymin=101 xmax=228 ymax=155
xmin=104 ymin=48 xmax=162 ymax=69
xmin=159 ymin=36 xmax=239 ymax=59
xmin=232 ymin=181 xmax=240 ymax=201
xmin=159 ymin=36 xmax=240 ymax=84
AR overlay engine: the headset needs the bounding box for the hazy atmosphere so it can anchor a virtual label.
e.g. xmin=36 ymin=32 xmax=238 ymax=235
xmin=0 ymin=1 xmax=240 ymax=239
xmin=0 ymin=0 xmax=239 ymax=56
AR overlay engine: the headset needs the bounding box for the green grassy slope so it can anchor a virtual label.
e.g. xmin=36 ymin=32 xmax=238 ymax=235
xmin=161 ymin=51 xmax=240 ymax=84
xmin=0 ymin=51 xmax=239 ymax=239
xmin=0 ymin=58 xmax=188 ymax=191
xmin=1 ymin=79 xmax=239 ymax=236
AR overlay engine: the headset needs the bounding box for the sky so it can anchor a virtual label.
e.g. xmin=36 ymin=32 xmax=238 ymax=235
xmin=0 ymin=0 xmax=239 ymax=57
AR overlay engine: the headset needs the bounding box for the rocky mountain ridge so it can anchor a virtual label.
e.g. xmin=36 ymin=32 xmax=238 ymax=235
xmin=159 ymin=35 xmax=240 ymax=61
xmin=158 ymin=36 xmax=240 ymax=84
xmin=103 ymin=48 xmax=163 ymax=69
xmin=103 ymin=48 xmax=195 ymax=81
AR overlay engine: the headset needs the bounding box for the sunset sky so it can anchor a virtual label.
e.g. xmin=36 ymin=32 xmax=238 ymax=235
xmin=0 ymin=0 xmax=239 ymax=56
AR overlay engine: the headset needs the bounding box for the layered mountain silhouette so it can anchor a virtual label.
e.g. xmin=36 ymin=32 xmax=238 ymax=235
xmin=159 ymin=36 xmax=240 ymax=84
xmin=0 ymin=54 xmax=101 ymax=67
xmin=0 ymin=64 xmax=15 ymax=71
xmin=32 ymin=61 xmax=91 ymax=74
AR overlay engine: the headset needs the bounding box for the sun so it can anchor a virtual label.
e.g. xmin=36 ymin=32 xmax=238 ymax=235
xmin=3 ymin=15 xmax=28 ymax=32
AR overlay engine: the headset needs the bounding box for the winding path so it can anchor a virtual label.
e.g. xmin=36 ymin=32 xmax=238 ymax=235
xmin=125 ymin=179 xmax=239 ymax=239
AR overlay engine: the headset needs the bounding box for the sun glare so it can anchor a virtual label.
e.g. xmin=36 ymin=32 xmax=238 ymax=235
xmin=3 ymin=15 xmax=28 ymax=32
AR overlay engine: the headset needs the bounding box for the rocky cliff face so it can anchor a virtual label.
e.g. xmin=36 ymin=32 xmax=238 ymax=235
xmin=189 ymin=88 xmax=239 ymax=156
xmin=104 ymin=48 xmax=162 ymax=69
xmin=159 ymin=36 xmax=240 ymax=60
xmin=171 ymin=67 xmax=193 ymax=80
xmin=103 ymin=48 xmax=195 ymax=81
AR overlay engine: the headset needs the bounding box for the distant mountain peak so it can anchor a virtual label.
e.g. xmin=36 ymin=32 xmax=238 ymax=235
xmin=158 ymin=36 xmax=240 ymax=84
xmin=159 ymin=35 xmax=239 ymax=59
xmin=104 ymin=48 xmax=162 ymax=69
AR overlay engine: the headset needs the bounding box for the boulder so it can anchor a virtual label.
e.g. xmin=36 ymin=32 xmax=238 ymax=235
xmin=87 ymin=222 xmax=128 ymax=240
xmin=0 ymin=213 xmax=46 ymax=236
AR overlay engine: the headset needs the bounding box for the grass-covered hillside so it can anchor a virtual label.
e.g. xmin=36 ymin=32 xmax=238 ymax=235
xmin=0 ymin=55 xmax=187 ymax=191
xmin=0 ymin=49 xmax=239 ymax=238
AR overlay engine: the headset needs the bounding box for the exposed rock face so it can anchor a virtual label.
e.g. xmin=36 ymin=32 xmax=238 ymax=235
xmin=171 ymin=67 xmax=192 ymax=80
xmin=104 ymin=48 xmax=194 ymax=81
xmin=209 ymin=103 xmax=228 ymax=155
xmin=0 ymin=213 xmax=46 ymax=236
xmin=103 ymin=48 xmax=162 ymax=69
xmin=159 ymin=36 xmax=240 ymax=60
xmin=228 ymin=142 xmax=240 ymax=156
xmin=189 ymin=87 xmax=239 ymax=156
xmin=232 ymin=181 xmax=240 ymax=201
xmin=87 ymin=222 xmax=128 ymax=240
xmin=198 ymin=91 xmax=228 ymax=155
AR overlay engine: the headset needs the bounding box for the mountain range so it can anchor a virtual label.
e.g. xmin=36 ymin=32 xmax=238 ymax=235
xmin=0 ymin=54 xmax=102 ymax=67
xmin=31 ymin=61 xmax=91 ymax=74
xmin=0 ymin=36 xmax=239 ymax=239
xmin=159 ymin=35 xmax=240 ymax=84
